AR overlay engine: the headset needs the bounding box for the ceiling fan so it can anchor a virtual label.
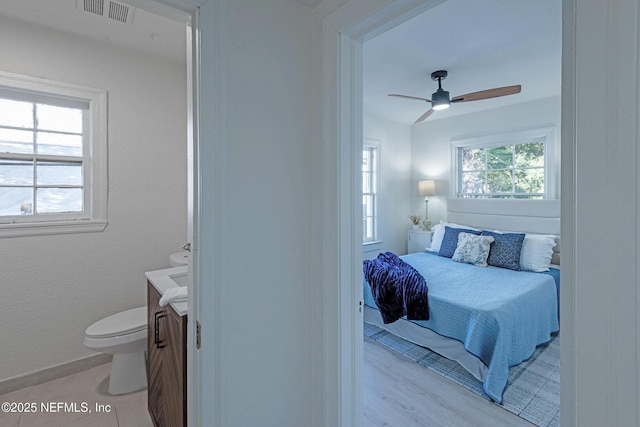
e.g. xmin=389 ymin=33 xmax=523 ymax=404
xmin=389 ymin=70 xmax=521 ymax=124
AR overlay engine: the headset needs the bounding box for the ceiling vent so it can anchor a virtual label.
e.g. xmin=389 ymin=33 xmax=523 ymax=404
xmin=77 ymin=0 xmax=135 ymax=25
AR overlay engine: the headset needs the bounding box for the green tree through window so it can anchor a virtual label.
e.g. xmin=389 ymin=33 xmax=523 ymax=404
xmin=459 ymin=140 xmax=545 ymax=198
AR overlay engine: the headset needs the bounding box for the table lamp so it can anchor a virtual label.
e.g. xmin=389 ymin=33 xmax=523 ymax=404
xmin=418 ymin=180 xmax=436 ymax=230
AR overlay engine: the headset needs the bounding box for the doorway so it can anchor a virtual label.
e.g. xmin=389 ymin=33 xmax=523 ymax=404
xmin=137 ymin=1 xmax=201 ymax=424
xmin=320 ymin=1 xmax=568 ymax=426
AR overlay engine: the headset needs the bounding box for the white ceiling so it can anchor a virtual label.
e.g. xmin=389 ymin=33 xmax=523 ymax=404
xmin=0 ymin=0 xmax=322 ymax=64
xmin=0 ymin=0 xmax=186 ymax=63
xmin=0 ymin=0 xmax=321 ymax=63
xmin=0 ymin=0 xmax=561 ymax=126
xmin=364 ymin=0 xmax=562 ymax=124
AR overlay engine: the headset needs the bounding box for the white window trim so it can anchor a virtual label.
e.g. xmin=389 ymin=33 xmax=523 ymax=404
xmin=363 ymin=138 xmax=381 ymax=245
xmin=450 ymin=127 xmax=559 ymax=199
xmin=0 ymin=71 xmax=108 ymax=237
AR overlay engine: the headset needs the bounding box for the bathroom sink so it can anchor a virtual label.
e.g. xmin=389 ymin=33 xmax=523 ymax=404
xmin=145 ymin=266 xmax=189 ymax=316
xmin=169 ymin=271 xmax=188 ymax=287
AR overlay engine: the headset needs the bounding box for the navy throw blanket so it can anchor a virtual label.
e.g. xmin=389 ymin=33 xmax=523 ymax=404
xmin=363 ymin=252 xmax=429 ymax=324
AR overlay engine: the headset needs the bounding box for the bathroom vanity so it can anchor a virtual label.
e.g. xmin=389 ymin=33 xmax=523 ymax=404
xmin=146 ymin=267 xmax=188 ymax=427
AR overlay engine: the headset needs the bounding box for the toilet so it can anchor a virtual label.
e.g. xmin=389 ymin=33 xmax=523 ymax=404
xmin=169 ymin=250 xmax=189 ymax=267
xmin=83 ymin=307 xmax=148 ymax=395
xmin=84 ymin=251 xmax=189 ymax=395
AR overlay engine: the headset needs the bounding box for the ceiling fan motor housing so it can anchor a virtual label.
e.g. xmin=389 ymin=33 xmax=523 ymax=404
xmin=431 ymin=88 xmax=450 ymax=109
xmin=432 ymin=88 xmax=450 ymax=103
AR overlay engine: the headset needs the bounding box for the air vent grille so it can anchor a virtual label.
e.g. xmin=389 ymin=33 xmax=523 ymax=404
xmin=83 ymin=0 xmax=104 ymax=16
xmin=77 ymin=0 xmax=134 ymax=25
xmin=108 ymin=2 xmax=130 ymax=24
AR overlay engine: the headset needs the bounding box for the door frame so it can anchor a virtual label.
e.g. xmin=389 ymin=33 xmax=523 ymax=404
xmin=313 ymin=1 xmax=449 ymax=425
xmin=315 ymin=0 xmax=577 ymax=426
xmin=137 ymin=1 xmax=203 ymax=426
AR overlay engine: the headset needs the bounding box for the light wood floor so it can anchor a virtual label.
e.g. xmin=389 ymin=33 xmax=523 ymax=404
xmin=2 ymin=339 xmax=534 ymax=427
xmin=364 ymin=336 xmax=535 ymax=427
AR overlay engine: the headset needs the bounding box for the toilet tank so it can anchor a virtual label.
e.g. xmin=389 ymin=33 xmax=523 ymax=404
xmin=169 ymin=251 xmax=189 ymax=267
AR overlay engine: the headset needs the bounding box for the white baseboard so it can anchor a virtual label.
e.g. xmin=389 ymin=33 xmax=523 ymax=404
xmin=0 ymin=353 xmax=112 ymax=396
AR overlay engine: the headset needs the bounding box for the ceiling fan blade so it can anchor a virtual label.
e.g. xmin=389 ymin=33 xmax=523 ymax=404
xmin=414 ymin=108 xmax=434 ymax=124
xmin=452 ymin=85 xmax=521 ymax=103
xmin=389 ymin=93 xmax=432 ymax=102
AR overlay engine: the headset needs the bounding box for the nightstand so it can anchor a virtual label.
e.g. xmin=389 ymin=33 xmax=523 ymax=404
xmin=407 ymin=229 xmax=433 ymax=253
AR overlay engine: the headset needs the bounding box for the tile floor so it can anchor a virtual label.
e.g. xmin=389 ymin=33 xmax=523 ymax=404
xmin=0 ymin=363 xmax=153 ymax=427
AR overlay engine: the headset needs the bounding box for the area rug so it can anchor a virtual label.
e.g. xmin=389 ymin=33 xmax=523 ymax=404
xmin=364 ymin=323 xmax=560 ymax=427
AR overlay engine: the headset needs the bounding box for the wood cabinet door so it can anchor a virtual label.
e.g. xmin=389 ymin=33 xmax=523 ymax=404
xmin=162 ymin=303 xmax=187 ymax=427
xmin=147 ymin=282 xmax=187 ymax=427
xmin=147 ymin=283 xmax=166 ymax=427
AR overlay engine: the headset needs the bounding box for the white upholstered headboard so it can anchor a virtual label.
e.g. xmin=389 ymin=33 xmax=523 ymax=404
xmin=446 ymin=198 xmax=561 ymax=265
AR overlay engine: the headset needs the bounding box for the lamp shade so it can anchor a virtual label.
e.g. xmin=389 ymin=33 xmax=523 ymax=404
xmin=418 ymin=180 xmax=436 ymax=197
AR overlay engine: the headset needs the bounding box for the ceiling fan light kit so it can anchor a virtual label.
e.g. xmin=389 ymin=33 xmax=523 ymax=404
xmin=431 ymin=89 xmax=450 ymax=110
xmin=388 ymin=69 xmax=522 ymax=123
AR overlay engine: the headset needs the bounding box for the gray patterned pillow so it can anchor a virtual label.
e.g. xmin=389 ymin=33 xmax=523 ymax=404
xmin=452 ymin=232 xmax=495 ymax=267
xmin=481 ymin=230 xmax=526 ymax=271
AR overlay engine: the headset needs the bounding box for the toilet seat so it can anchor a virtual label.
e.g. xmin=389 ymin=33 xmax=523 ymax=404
xmin=85 ymin=306 xmax=147 ymax=339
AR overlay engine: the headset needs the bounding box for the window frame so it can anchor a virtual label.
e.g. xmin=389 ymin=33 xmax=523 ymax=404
xmin=450 ymin=127 xmax=558 ymax=200
xmin=362 ymin=139 xmax=380 ymax=245
xmin=0 ymin=71 xmax=107 ymax=237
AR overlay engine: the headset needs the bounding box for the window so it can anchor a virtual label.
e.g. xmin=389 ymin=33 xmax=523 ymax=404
xmin=362 ymin=143 xmax=379 ymax=243
xmin=0 ymin=72 xmax=107 ymax=237
xmin=452 ymin=128 xmax=557 ymax=199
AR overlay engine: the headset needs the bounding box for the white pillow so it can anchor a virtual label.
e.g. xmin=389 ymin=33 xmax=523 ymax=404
xmin=452 ymin=233 xmax=495 ymax=267
xmin=428 ymin=221 xmax=479 ymax=252
xmin=428 ymin=222 xmax=446 ymax=252
xmin=520 ymin=234 xmax=557 ymax=272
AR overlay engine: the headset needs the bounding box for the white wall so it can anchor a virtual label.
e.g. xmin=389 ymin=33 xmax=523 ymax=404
xmin=363 ymin=112 xmax=412 ymax=258
xmin=410 ymin=96 xmax=561 ymax=223
xmin=0 ymin=16 xmax=187 ymax=381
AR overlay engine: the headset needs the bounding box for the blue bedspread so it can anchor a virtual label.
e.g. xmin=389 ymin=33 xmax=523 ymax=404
xmin=363 ymin=251 xmax=559 ymax=403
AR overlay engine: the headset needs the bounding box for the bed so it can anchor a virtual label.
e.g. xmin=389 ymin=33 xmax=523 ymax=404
xmin=363 ymin=199 xmax=560 ymax=403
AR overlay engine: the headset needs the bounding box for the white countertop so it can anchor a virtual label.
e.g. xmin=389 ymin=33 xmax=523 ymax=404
xmin=145 ymin=266 xmax=188 ymax=316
